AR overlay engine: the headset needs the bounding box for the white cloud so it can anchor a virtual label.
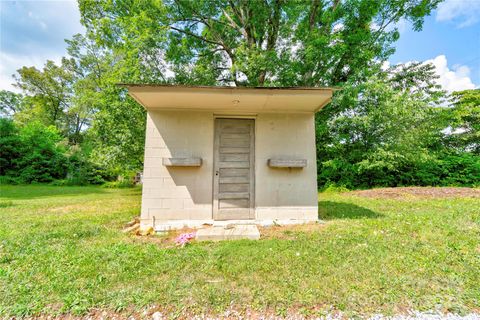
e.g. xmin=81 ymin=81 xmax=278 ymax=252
xmin=388 ymin=55 xmax=476 ymax=92
xmin=425 ymin=55 xmax=476 ymax=92
xmin=436 ymin=0 xmax=480 ymax=27
xmin=25 ymin=8 xmax=49 ymax=30
xmin=0 ymin=52 xmax=62 ymax=92
xmin=0 ymin=0 xmax=84 ymax=92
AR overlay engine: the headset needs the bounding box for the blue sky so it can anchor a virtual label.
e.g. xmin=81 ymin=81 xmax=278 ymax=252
xmin=1 ymin=0 xmax=478 ymax=92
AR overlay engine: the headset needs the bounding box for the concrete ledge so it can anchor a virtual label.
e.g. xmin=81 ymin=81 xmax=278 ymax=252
xmin=144 ymin=218 xmax=320 ymax=231
xmin=195 ymin=225 xmax=260 ymax=241
xmin=162 ymin=157 xmax=202 ymax=167
xmin=267 ymin=158 xmax=307 ymax=168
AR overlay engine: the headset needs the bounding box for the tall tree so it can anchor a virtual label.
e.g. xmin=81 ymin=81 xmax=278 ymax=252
xmin=0 ymin=90 xmax=24 ymax=118
xmin=316 ymin=62 xmax=449 ymax=187
xmin=79 ymin=0 xmax=440 ymax=87
xmin=446 ymin=89 xmax=480 ymax=155
xmin=74 ymin=0 xmax=440 ymax=172
xmin=13 ymin=58 xmax=94 ymax=144
xmin=65 ymin=33 xmax=147 ymax=170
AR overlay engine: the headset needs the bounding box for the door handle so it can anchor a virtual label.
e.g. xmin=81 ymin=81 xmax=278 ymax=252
xmin=215 ymin=170 xmax=219 ymax=176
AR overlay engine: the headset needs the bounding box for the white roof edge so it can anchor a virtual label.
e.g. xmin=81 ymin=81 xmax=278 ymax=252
xmin=122 ymin=85 xmax=336 ymax=113
xmin=118 ymin=84 xmax=339 ymax=91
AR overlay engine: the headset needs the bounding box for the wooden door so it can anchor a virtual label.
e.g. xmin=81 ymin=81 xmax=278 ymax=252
xmin=213 ymin=118 xmax=255 ymax=220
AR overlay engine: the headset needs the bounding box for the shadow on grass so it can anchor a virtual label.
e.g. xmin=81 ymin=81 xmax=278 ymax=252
xmin=0 ymin=184 xmax=110 ymax=200
xmin=319 ymin=201 xmax=382 ymax=220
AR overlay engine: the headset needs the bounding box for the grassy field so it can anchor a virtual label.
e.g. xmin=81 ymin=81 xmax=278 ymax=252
xmin=0 ymin=185 xmax=479 ymax=318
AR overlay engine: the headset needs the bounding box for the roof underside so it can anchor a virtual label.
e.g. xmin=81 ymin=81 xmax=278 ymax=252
xmin=122 ymin=85 xmax=334 ymax=113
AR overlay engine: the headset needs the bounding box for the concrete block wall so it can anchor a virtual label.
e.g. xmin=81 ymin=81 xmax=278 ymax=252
xmin=255 ymin=113 xmax=318 ymax=222
xmin=141 ymin=110 xmax=318 ymax=228
xmin=140 ymin=111 xmax=213 ymax=227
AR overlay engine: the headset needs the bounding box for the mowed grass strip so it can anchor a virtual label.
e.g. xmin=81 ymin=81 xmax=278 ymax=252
xmin=0 ymin=185 xmax=478 ymax=317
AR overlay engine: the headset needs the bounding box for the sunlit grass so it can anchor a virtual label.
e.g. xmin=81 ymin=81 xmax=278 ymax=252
xmin=0 ymin=185 xmax=478 ymax=317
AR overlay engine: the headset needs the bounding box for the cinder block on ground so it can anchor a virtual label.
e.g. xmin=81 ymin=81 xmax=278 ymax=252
xmin=195 ymin=225 xmax=260 ymax=241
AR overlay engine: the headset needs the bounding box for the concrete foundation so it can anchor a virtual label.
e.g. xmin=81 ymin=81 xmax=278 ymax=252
xmin=195 ymin=225 xmax=261 ymax=241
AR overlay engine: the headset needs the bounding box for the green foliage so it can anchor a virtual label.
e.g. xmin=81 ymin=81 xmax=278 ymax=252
xmin=102 ymin=180 xmax=136 ymax=188
xmin=13 ymin=59 xmax=92 ymax=144
xmin=0 ymin=90 xmax=23 ymax=118
xmin=320 ymin=183 xmax=350 ymax=193
xmin=446 ymin=89 xmax=480 ymax=154
xmin=0 ymin=119 xmax=62 ymax=184
xmin=0 ymin=120 xmax=116 ymax=185
xmin=0 ymin=118 xmax=22 ymax=176
xmin=65 ymin=145 xmax=115 ymax=185
xmin=79 ymin=0 xmax=439 ymax=86
xmin=71 ymin=0 xmax=439 ymax=173
xmin=14 ymin=121 xmax=67 ymax=183
xmin=3 ymin=0 xmax=476 ymax=188
xmin=316 ymin=64 xmax=480 ymax=188
xmin=435 ymin=153 xmax=480 ymax=187
xmin=319 ymin=152 xmax=480 ymax=189
xmin=65 ymin=34 xmax=147 ymax=171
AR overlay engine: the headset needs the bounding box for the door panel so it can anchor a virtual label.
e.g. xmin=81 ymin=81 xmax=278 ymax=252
xmin=219 ymin=183 xmax=249 ymax=193
xmin=219 ymin=147 xmax=250 ymax=154
xmin=219 ymin=168 xmax=249 ymax=177
xmin=213 ymin=118 xmax=255 ymax=220
xmin=220 ymin=154 xmax=249 ymax=162
xmin=219 ymin=199 xmax=249 ymax=208
xmin=218 ymin=161 xmax=250 ymax=168
xmin=219 ymin=176 xmax=249 ymax=184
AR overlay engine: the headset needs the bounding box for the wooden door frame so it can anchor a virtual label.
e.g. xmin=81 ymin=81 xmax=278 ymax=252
xmin=212 ymin=117 xmax=255 ymax=220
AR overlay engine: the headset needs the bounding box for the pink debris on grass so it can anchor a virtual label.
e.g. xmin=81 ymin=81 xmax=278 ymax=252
xmin=175 ymin=232 xmax=196 ymax=247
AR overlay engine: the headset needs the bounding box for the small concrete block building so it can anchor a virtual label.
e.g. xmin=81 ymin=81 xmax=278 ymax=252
xmin=124 ymin=85 xmax=334 ymax=230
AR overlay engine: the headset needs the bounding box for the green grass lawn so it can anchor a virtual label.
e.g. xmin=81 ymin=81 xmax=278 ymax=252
xmin=0 ymin=185 xmax=479 ymax=318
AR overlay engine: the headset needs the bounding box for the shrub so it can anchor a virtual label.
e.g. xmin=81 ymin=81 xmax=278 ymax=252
xmin=102 ymin=180 xmax=136 ymax=188
xmin=437 ymin=153 xmax=480 ymax=186
xmin=0 ymin=118 xmax=22 ymax=176
xmin=66 ymin=148 xmax=114 ymax=185
xmin=0 ymin=175 xmax=20 ymax=185
xmin=0 ymin=120 xmax=68 ymax=183
xmin=0 ymin=120 xmax=119 ymax=185
xmin=15 ymin=122 xmax=67 ymax=183
xmin=318 ymin=152 xmax=480 ymax=189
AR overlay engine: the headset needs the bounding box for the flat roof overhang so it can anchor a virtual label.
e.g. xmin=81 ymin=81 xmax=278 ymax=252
xmin=119 ymin=85 xmax=336 ymax=113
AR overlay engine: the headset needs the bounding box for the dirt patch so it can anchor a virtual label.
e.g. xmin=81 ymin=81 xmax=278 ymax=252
xmin=259 ymin=222 xmax=325 ymax=240
xmin=128 ymin=223 xmax=325 ymax=246
xmin=349 ymin=187 xmax=480 ymax=199
xmin=23 ymin=307 xmax=480 ymax=320
xmin=23 ymin=305 xmax=333 ymax=320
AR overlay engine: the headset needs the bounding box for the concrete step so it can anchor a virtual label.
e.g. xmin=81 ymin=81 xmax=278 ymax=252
xmin=195 ymin=225 xmax=260 ymax=241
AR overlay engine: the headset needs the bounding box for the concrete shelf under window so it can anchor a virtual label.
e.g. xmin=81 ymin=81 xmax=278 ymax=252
xmin=163 ymin=157 xmax=202 ymax=167
xmin=267 ymin=159 xmax=307 ymax=168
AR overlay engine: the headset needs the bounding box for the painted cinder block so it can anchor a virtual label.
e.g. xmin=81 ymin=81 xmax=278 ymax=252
xmin=145 ymin=137 xmax=167 ymax=148
xmin=146 ymin=147 xmax=169 ymax=158
xmin=142 ymin=187 xmax=191 ymax=199
xmin=140 ymin=110 xmax=318 ymax=228
xmin=161 ymin=198 xmax=185 ymax=209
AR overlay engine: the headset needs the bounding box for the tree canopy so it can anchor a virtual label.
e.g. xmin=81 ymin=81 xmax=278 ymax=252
xmin=447 ymin=89 xmax=480 ymax=155
xmin=1 ymin=0 xmax=478 ymax=187
xmin=79 ymin=0 xmax=440 ymax=86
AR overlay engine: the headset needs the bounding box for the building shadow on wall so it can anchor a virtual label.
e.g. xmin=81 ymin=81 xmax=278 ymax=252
xmin=150 ymin=111 xmax=213 ymax=206
xmin=318 ymin=201 xmax=382 ymax=220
